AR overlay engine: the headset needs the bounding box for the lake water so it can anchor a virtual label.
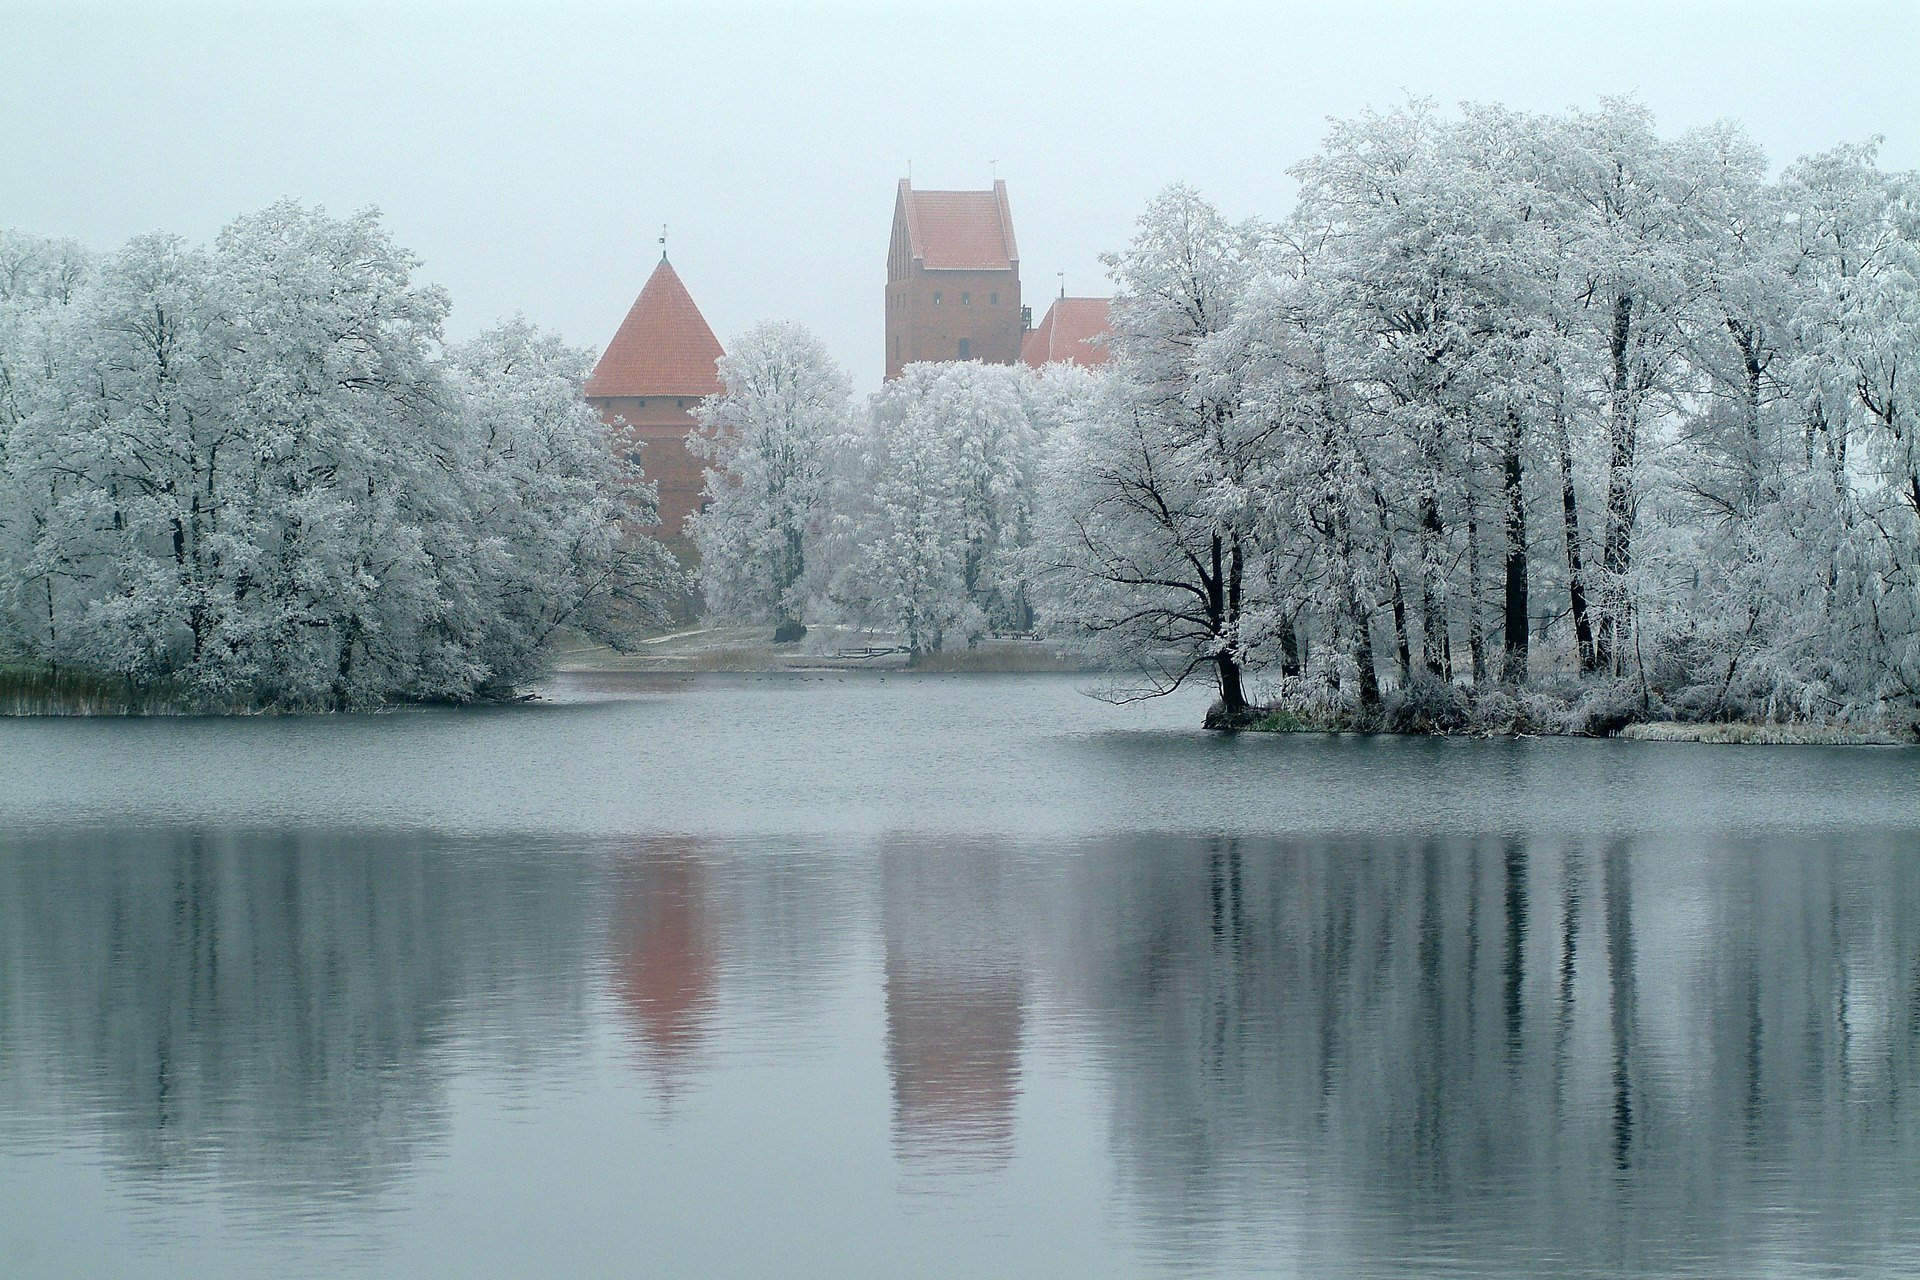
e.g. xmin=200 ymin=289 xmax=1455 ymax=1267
xmin=2 ymin=672 xmax=1918 ymax=1277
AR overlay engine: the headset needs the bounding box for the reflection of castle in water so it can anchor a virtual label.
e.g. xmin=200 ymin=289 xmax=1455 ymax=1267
xmin=611 ymin=843 xmax=718 ymax=1068
xmin=881 ymin=845 xmax=1027 ymax=1163
xmin=4 ymin=821 xmax=1916 ymax=1273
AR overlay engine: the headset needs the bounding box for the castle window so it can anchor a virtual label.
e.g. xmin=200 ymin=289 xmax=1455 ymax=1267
xmin=958 ymin=338 xmax=971 ymax=359
xmin=635 ymin=398 xmax=647 ymax=408
xmin=933 ymin=291 xmax=942 ymax=306
xmin=961 ymin=292 xmax=971 ymax=306
xmin=990 ymin=292 xmax=999 ymax=305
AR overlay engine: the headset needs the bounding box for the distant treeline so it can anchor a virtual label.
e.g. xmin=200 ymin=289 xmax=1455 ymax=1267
xmin=0 ymin=205 xmax=679 ymax=711
xmin=688 ymin=99 xmax=1920 ymax=732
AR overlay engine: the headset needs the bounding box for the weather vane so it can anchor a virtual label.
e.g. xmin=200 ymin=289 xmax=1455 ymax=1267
xmin=659 ymin=223 xmax=668 ymax=261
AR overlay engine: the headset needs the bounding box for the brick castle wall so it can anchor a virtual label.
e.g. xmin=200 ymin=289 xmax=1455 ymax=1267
xmin=589 ymin=394 xmax=708 ymax=540
xmin=886 ymin=265 xmax=1022 ymax=379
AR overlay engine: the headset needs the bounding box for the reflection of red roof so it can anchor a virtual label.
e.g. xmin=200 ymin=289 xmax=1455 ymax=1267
xmin=585 ymin=257 xmax=724 ymax=399
xmin=895 ymin=180 xmax=1019 ymax=271
xmin=1019 ymin=297 xmax=1112 ymax=369
xmin=885 ymin=956 xmax=1023 ymax=1157
xmin=614 ymin=853 xmax=716 ymax=1061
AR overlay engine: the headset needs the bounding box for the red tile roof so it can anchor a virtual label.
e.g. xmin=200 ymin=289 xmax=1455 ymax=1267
xmin=1019 ymin=296 xmax=1112 ymax=369
xmin=895 ymin=180 xmax=1019 ymax=272
xmin=585 ymin=256 xmax=724 ymax=399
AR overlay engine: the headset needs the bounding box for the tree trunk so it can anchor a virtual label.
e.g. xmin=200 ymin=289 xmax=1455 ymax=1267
xmin=1555 ymin=389 xmax=1596 ymax=673
xmin=1335 ymin=512 xmax=1380 ymax=707
xmin=1731 ymin=320 xmax=1764 ymax=514
xmin=1219 ymin=533 xmax=1249 ymax=715
xmin=1278 ymin=615 xmax=1302 ymax=679
xmin=1354 ymin=619 xmax=1380 ymax=707
xmin=1502 ymin=408 xmax=1529 ymax=683
xmin=1466 ymin=496 xmax=1488 ymax=686
xmin=1215 ymin=649 xmax=1248 ymax=715
xmin=1419 ymin=491 xmax=1447 ymax=678
xmin=1599 ymin=292 xmax=1637 ymax=674
xmin=333 ymin=614 xmax=361 ymax=712
xmin=1372 ymin=485 xmax=1413 ymax=682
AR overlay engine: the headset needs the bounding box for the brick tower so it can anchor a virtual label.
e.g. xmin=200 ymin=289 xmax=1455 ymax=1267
xmin=585 ymin=254 xmax=725 ymax=538
xmin=884 ymin=179 xmax=1022 ymax=380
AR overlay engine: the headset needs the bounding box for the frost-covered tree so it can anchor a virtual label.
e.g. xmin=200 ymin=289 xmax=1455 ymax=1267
xmin=447 ymin=319 xmax=683 ymax=679
xmin=1285 ymin=102 xmax=1562 ymax=690
xmin=1034 ymin=103 xmax=1920 ymax=730
xmin=1036 ymin=186 xmax=1275 ymax=718
xmin=687 ymin=321 xmax=850 ymax=636
xmin=0 ymin=203 xmax=676 ymax=709
xmin=828 ymin=361 xmax=1052 ymax=651
xmin=1771 ymin=143 xmax=1920 ymax=714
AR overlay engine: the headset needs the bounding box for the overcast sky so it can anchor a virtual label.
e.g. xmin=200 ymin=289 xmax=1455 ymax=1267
xmin=5 ymin=0 xmax=1917 ymax=389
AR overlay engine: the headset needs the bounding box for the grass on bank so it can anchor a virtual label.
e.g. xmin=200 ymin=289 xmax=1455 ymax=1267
xmin=1224 ymin=673 xmax=1918 ymax=744
xmin=0 ymin=661 xmax=252 ymax=716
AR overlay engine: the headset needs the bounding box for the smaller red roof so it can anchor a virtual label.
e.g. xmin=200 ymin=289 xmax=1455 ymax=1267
xmin=586 ymin=257 xmax=724 ymax=399
xmin=1019 ymin=297 xmax=1112 ymax=369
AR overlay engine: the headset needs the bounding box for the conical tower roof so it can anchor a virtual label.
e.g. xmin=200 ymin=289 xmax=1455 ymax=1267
xmin=585 ymin=256 xmax=725 ymax=399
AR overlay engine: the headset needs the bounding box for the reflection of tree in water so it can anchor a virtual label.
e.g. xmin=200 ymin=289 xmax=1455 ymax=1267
xmin=1043 ymin=832 xmax=1920 ymax=1275
xmin=0 ymin=828 xmax=597 ymax=1205
xmin=881 ymin=842 xmax=1027 ymax=1167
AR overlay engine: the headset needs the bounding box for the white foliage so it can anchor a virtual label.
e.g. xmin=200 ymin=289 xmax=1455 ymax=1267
xmin=0 ymin=204 xmax=678 ymax=708
xmin=830 ymin=361 xmax=1052 ymax=652
xmin=687 ymin=321 xmax=850 ymax=630
xmin=1037 ymin=105 xmax=1920 ymax=724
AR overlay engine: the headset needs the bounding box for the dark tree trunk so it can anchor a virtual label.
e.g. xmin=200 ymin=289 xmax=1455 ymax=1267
xmin=1389 ymin=576 xmax=1412 ymax=682
xmin=1731 ymin=320 xmax=1765 ymax=514
xmin=333 ymin=614 xmax=361 ymax=712
xmin=1215 ymin=649 xmax=1248 ymax=715
xmin=1278 ymin=615 xmax=1302 ymax=679
xmin=1372 ymin=485 xmax=1413 ymax=682
xmin=1207 ymin=533 xmax=1246 ymax=716
xmin=1555 ymin=394 xmax=1597 ymax=673
xmin=1335 ymin=512 xmax=1380 ymax=707
xmin=1419 ymin=492 xmax=1447 ymax=678
xmin=1502 ymin=409 xmax=1529 ymax=683
xmin=1466 ymin=497 xmax=1487 ymax=686
xmin=1354 ymin=618 xmax=1380 ymax=708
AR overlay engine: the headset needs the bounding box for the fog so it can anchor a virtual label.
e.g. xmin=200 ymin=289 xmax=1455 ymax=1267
xmin=4 ymin=0 xmax=1916 ymax=389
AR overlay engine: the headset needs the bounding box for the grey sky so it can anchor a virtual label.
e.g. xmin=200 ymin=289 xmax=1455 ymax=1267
xmin=5 ymin=0 xmax=1917 ymax=390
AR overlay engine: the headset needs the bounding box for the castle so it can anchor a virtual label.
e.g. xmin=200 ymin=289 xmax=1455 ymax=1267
xmin=886 ymin=178 xmax=1112 ymax=378
xmin=583 ymin=253 xmax=723 ymax=538
xmin=586 ymin=180 xmax=1110 ymax=537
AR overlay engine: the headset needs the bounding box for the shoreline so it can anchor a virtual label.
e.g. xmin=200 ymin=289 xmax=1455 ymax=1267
xmin=8 ymin=652 xmax=1916 ymax=745
xmin=1225 ymin=707 xmax=1914 ymax=746
xmin=548 ymin=626 xmax=1095 ymax=676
